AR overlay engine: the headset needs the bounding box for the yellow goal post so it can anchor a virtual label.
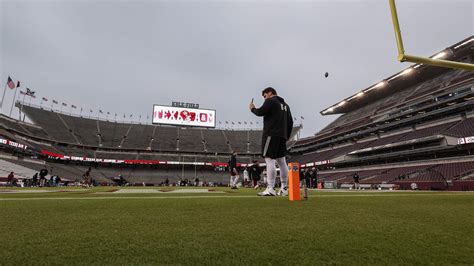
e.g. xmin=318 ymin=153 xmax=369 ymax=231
xmin=389 ymin=0 xmax=474 ymax=72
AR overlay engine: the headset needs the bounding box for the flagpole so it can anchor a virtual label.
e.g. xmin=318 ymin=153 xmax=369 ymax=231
xmin=9 ymin=87 xmax=19 ymax=117
xmin=22 ymin=96 xmax=33 ymax=121
xmin=0 ymin=82 xmax=7 ymax=110
xmin=19 ymin=93 xmax=26 ymax=120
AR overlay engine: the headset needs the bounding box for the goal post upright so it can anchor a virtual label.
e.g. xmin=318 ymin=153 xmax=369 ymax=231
xmin=388 ymin=0 xmax=474 ymax=72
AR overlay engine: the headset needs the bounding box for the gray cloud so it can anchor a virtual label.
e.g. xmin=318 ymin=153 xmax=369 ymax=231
xmin=1 ymin=0 xmax=472 ymax=136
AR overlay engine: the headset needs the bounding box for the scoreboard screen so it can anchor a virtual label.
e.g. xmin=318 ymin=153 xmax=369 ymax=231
xmin=152 ymin=105 xmax=216 ymax=128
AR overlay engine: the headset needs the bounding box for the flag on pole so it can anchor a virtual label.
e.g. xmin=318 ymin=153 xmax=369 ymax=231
xmin=7 ymin=76 xmax=15 ymax=89
xmin=99 ymin=110 xmax=103 ymax=114
xmin=42 ymin=97 xmax=48 ymax=101
xmin=53 ymin=100 xmax=58 ymax=104
xmin=62 ymin=103 xmax=67 ymax=107
xmin=26 ymin=88 xmax=35 ymax=97
xmin=71 ymin=105 xmax=77 ymax=109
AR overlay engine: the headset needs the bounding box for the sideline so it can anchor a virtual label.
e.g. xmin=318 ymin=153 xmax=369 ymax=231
xmin=0 ymin=193 xmax=473 ymax=201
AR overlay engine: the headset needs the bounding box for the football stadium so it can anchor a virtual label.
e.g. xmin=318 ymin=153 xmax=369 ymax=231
xmin=1 ymin=0 xmax=473 ymax=265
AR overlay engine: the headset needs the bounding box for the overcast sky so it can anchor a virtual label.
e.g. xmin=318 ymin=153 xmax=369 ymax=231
xmin=0 ymin=0 xmax=472 ymax=137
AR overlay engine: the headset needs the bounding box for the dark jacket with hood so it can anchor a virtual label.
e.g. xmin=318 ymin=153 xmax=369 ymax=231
xmin=251 ymin=96 xmax=293 ymax=140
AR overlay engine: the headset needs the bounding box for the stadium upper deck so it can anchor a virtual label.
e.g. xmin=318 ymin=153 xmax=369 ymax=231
xmin=290 ymin=36 xmax=474 ymax=187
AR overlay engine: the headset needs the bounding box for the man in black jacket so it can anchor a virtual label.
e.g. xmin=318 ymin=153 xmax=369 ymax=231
xmin=249 ymin=160 xmax=261 ymax=189
xmin=228 ymin=151 xmax=239 ymax=189
xmin=39 ymin=166 xmax=48 ymax=187
xmin=250 ymin=87 xmax=293 ymax=196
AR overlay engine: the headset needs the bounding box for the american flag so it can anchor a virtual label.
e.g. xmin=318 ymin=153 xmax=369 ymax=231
xmin=52 ymin=100 xmax=58 ymax=104
xmin=71 ymin=105 xmax=77 ymax=109
xmin=42 ymin=97 xmax=48 ymax=102
xmin=6 ymin=76 xmax=15 ymax=89
xmin=62 ymin=103 xmax=67 ymax=107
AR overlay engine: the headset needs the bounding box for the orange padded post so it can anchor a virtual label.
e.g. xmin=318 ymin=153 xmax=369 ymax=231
xmin=288 ymin=162 xmax=300 ymax=201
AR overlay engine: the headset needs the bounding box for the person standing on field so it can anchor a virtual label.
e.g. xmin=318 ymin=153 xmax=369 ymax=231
xmin=249 ymin=87 xmax=293 ymax=196
xmin=228 ymin=151 xmax=239 ymax=189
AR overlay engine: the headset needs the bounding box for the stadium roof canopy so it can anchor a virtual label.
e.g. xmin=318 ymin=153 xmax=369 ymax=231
xmin=321 ymin=36 xmax=474 ymax=116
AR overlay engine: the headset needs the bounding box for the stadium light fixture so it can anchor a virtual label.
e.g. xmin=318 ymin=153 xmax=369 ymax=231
xmin=375 ymin=81 xmax=386 ymax=88
xmin=453 ymin=38 xmax=474 ymax=50
xmin=389 ymin=0 xmax=474 ymax=71
xmin=401 ymin=68 xmax=413 ymax=75
xmin=322 ymin=107 xmax=334 ymax=114
xmin=432 ymin=52 xmax=447 ymax=60
xmin=387 ymin=68 xmax=412 ymax=82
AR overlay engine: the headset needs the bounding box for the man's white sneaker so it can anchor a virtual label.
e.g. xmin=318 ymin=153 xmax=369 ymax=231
xmin=277 ymin=187 xmax=288 ymax=196
xmin=257 ymin=187 xmax=276 ymax=196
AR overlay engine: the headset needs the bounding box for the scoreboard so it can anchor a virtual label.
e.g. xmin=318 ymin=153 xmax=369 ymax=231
xmin=152 ymin=105 xmax=216 ymax=128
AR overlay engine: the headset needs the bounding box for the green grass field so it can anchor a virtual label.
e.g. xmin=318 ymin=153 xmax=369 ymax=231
xmin=1 ymin=187 xmax=473 ymax=265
